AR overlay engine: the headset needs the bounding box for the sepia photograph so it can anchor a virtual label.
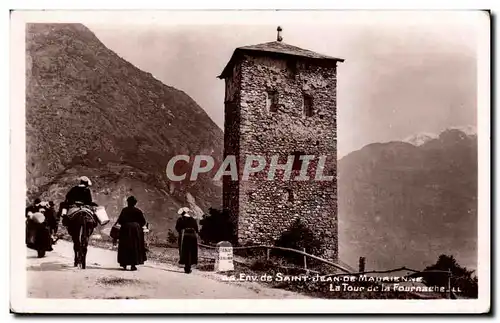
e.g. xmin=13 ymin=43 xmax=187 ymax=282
xmin=9 ymin=9 xmax=490 ymax=314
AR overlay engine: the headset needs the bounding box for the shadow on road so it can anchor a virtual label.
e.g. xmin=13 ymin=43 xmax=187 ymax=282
xmin=27 ymin=262 xmax=73 ymax=272
xmin=144 ymin=265 xmax=191 ymax=275
xmin=82 ymin=265 xmax=125 ymax=271
xmin=27 ymin=261 xmax=125 ymax=272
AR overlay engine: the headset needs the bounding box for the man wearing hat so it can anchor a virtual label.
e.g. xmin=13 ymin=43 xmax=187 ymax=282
xmin=61 ymin=176 xmax=98 ymax=225
xmin=64 ymin=176 xmax=94 ymax=207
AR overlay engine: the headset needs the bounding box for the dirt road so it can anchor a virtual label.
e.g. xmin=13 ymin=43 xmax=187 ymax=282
xmin=27 ymin=241 xmax=309 ymax=299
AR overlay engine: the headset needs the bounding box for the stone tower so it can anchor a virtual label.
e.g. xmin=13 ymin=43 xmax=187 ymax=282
xmin=218 ymin=28 xmax=343 ymax=261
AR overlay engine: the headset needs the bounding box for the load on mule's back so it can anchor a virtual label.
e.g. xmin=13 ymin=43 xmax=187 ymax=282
xmin=60 ymin=176 xmax=109 ymax=269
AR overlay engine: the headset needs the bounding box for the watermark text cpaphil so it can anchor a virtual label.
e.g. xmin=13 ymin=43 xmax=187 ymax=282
xmin=165 ymin=154 xmax=336 ymax=181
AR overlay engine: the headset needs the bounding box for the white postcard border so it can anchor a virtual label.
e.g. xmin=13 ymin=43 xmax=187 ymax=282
xmin=9 ymin=9 xmax=491 ymax=314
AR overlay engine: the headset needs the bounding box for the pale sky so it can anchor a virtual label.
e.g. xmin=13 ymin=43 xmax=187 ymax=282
xmin=88 ymin=12 xmax=479 ymax=157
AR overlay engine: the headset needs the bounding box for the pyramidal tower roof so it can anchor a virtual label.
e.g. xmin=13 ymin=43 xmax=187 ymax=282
xmin=218 ymin=27 xmax=344 ymax=79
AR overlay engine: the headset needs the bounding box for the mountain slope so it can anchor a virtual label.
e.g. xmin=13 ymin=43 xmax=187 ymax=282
xmin=26 ymin=23 xmax=223 ymax=236
xmin=26 ymin=24 xmax=478 ymax=271
xmin=338 ymin=129 xmax=477 ymax=271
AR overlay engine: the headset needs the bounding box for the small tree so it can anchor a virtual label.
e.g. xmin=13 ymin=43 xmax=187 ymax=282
xmin=423 ymin=254 xmax=478 ymax=298
xmin=167 ymin=230 xmax=178 ymax=246
xmin=147 ymin=232 xmax=168 ymax=248
xmin=274 ymin=218 xmax=324 ymax=265
xmin=199 ymin=207 xmax=237 ymax=244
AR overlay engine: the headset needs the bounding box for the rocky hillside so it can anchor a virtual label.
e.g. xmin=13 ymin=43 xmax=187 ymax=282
xmin=26 ymin=23 xmax=223 ymax=237
xmin=338 ymin=128 xmax=478 ymax=272
xmin=26 ymin=24 xmax=478 ymax=272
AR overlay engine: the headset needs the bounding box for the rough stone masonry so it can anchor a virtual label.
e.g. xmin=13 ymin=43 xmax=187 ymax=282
xmin=218 ymin=34 xmax=344 ymax=261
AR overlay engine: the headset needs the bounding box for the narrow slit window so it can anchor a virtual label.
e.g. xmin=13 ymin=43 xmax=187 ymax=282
xmin=266 ymin=90 xmax=278 ymax=113
xmin=304 ymin=94 xmax=314 ymax=117
xmin=287 ymin=60 xmax=297 ymax=78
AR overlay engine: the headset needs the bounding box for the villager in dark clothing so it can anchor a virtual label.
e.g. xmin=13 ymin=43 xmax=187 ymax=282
xmin=25 ymin=198 xmax=52 ymax=256
xmin=26 ymin=221 xmax=52 ymax=255
xmin=45 ymin=201 xmax=59 ymax=236
xmin=175 ymin=207 xmax=199 ymax=274
xmin=117 ymin=196 xmax=147 ymax=271
xmin=64 ymin=180 xmax=93 ymax=206
xmin=62 ymin=176 xmax=97 ymax=228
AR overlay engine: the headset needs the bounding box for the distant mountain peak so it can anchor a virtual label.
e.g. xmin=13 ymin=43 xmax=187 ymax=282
xmin=447 ymin=125 xmax=477 ymax=136
xmin=403 ymin=132 xmax=438 ymax=146
xmin=339 ymin=127 xmax=477 ymax=271
xmin=403 ymin=125 xmax=477 ymax=146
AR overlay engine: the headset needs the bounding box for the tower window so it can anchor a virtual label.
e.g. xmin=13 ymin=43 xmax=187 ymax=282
xmin=266 ymin=90 xmax=278 ymax=113
xmin=303 ymin=94 xmax=314 ymax=117
xmin=287 ymin=60 xmax=297 ymax=78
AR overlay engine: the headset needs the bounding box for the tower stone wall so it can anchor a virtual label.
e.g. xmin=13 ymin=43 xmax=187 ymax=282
xmin=222 ymin=49 xmax=339 ymax=261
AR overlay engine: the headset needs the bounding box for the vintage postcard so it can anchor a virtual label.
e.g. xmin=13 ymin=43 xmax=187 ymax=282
xmin=10 ymin=10 xmax=490 ymax=314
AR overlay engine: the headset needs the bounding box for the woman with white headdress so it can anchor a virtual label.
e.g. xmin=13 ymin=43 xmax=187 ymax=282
xmin=175 ymin=207 xmax=199 ymax=274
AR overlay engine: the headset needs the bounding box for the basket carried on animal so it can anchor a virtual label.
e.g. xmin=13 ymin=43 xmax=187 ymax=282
xmin=66 ymin=205 xmax=94 ymax=220
xmin=94 ymin=206 xmax=110 ymax=225
xmin=63 ymin=204 xmax=110 ymax=226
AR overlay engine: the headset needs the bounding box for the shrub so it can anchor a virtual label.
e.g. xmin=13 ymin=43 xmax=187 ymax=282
xmin=199 ymin=207 xmax=237 ymax=244
xmin=250 ymin=259 xmax=276 ymax=272
xmin=147 ymin=232 xmax=168 ymax=248
xmin=422 ymin=254 xmax=478 ymax=299
xmin=167 ymin=230 xmax=178 ymax=245
xmin=233 ymin=245 xmax=267 ymax=259
xmin=274 ymin=219 xmax=324 ymax=265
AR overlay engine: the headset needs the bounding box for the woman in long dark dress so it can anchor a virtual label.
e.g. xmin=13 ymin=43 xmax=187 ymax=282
xmin=25 ymin=199 xmax=53 ymax=257
xmin=175 ymin=207 xmax=198 ymax=274
xmin=117 ymin=196 xmax=147 ymax=271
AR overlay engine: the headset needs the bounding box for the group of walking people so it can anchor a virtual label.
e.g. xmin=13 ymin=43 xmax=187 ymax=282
xmin=112 ymin=198 xmax=199 ymax=274
xmin=26 ymin=175 xmax=200 ymax=274
xmin=25 ymin=198 xmax=59 ymax=257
